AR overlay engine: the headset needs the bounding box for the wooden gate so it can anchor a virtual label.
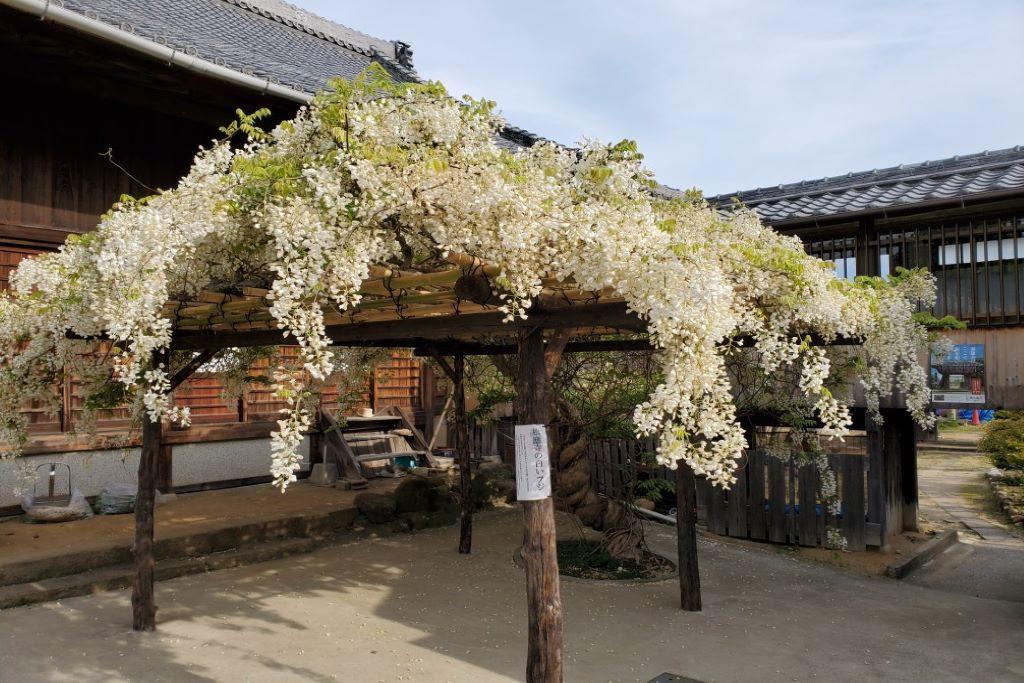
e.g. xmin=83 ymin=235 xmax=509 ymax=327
xmin=696 ymin=451 xmax=879 ymax=550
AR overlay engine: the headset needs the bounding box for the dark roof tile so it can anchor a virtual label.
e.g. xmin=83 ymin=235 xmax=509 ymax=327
xmin=46 ymin=0 xmax=548 ymax=150
xmin=706 ymin=146 xmax=1024 ymax=223
xmin=61 ymin=0 xmax=412 ymax=92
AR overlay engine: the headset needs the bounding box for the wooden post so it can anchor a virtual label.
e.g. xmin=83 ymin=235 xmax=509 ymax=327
xmin=132 ymin=351 xmax=165 ymax=631
xmin=429 ymin=352 xmax=473 ymax=554
xmin=155 ymin=443 xmax=173 ymax=492
xmin=515 ymin=328 xmax=564 ymax=683
xmin=866 ymin=418 xmax=888 ymax=549
xmin=899 ymin=410 xmax=920 ymax=532
xmin=130 ymin=347 xmax=215 ymax=631
xmin=675 ymin=462 xmax=702 ymax=612
xmin=309 ymin=417 xmax=323 ymax=466
xmin=454 ymin=354 xmax=472 ymax=554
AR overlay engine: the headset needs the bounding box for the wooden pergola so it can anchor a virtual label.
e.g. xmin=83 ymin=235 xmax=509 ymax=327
xmin=130 ymin=252 xmax=660 ymax=683
xmin=118 ymin=249 xmax=894 ymax=683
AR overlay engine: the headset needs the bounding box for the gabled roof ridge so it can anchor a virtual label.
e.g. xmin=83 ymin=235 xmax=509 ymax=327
xmin=498 ymin=124 xmax=553 ymax=148
xmin=221 ymin=0 xmax=408 ymax=67
xmin=704 ymin=144 xmax=1024 ymax=224
xmin=713 ymin=145 xmax=1024 ymax=205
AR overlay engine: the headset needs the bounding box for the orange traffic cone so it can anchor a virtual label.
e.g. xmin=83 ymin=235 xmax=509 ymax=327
xmin=971 ymin=409 xmax=981 ymax=426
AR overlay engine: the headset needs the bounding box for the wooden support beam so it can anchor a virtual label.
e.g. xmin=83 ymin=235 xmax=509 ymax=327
xmin=413 ymin=334 xmax=862 ymax=358
xmin=895 ymin=409 xmax=920 ymax=532
xmin=675 ymin=462 xmax=702 ymax=612
xmin=155 ymin=443 xmax=173 ymax=492
xmin=866 ymin=418 xmax=888 ymax=549
xmin=132 ymin=348 xmax=166 ymax=632
xmin=171 ymin=301 xmax=645 ymax=350
xmin=429 ymin=352 xmax=473 ymax=553
xmin=416 ymin=337 xmax=654 ymax=357
xmin=453 ymin=355 xmax=472 ymax=554
xmin=168 ymin=349 xmax=217 ymax=390
xmin=515 ymin=328 xmax=564 ymax=682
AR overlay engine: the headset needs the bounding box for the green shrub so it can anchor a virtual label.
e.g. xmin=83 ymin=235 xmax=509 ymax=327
xmin=634 ymin=477 xmax=675 ymax=506
xmin=979 ymin=415 xmax=1024 ymax=470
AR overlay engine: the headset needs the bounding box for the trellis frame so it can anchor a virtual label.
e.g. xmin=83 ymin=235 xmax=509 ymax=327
xmin=86 ymin=250 xmax=874 ymax=682
xmin=117 ymin=255 xmax=651 ymax=683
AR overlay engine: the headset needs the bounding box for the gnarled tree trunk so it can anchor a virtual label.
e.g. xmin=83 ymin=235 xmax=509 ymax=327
xmin=552 ymin=432 xmax=644 ymax=559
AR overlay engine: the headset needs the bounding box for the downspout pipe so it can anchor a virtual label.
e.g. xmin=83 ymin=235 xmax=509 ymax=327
xmin=2 ymin=0 xmax=313 ymax=105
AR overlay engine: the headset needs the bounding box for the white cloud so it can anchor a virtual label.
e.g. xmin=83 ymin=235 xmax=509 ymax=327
xmin=298 ymin=0 xmax=1024 ymax=194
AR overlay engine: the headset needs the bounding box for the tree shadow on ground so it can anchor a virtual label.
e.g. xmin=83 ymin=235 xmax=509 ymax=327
xmin=2 ymin=510 xmax=1024 ymax=682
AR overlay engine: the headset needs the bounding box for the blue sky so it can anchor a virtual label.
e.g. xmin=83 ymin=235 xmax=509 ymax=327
xmin=299 ymin=1 xmax=1024 ymax=196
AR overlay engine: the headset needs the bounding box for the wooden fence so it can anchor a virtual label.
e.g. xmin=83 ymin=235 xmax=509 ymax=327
xmin=695 ymin=451 xmax=878 ymax=550
xmin=15 ymin=349 xmax=424 ymax=438
xmin=580 ymin=437 xmax=878 ymax=550
xmin=464 ymin=419 xmax=897 ymax=552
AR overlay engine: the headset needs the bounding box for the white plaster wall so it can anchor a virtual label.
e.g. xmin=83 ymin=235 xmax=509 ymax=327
xmin=0 ymin=437 xmax=310 ymax=507
xmin=0 ymin=447 xmax=140 ymax=508
xmin=171 ymin=437 xmax=310 ymax=487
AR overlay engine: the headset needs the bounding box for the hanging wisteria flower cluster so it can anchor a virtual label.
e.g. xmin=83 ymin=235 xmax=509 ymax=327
xmin=0 ymin=65 xmax=941 ymax=490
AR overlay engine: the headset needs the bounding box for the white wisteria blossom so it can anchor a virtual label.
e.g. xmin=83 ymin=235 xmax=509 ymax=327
xmin=0 ymin=65 xmax=942 ymax=490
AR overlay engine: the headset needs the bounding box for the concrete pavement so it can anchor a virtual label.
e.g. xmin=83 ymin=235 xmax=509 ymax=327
xmin=909 ymin=443 xmax=1024 ymax=603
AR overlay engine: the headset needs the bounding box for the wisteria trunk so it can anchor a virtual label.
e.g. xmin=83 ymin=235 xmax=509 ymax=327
xmin=554 ymin=435 xmax=643 ymax=559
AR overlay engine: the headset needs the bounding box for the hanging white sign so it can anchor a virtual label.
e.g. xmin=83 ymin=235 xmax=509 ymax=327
xmin=514 ymin=424 xmax=551 ymax=501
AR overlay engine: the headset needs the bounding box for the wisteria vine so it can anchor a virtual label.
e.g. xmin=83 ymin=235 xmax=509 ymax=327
xmin=0 ymin=65 xmax=942 ymax=491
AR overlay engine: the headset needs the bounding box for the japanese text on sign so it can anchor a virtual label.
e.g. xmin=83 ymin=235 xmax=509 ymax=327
xmin=514 ymin=424 xmax=551 ymax=501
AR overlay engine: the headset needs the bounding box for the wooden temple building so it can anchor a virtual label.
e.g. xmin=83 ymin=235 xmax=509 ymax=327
xmin=1 ymin=0 xmax=1013 ymax=552
xmin=0 ymin=0 xmax=477 ymax=509
xmin=3 ymin=1 xmax=1015 ymax=679
xmin=709 ymin=147 xmax=1024 ymax=409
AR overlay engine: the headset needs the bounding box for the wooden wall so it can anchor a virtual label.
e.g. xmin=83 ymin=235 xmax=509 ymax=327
xmin=13 ymin=349 xmax=426 ymax=442
xmin=0 ymin=81 xmax=217 ymax=247
xmin=0 ymin=78 xmax=428 ymax=446
xmin=942 ymin=327 xmax=1024 ymax=408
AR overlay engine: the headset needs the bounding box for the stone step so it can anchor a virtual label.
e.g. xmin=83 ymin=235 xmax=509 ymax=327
xmin=917 ymin=442 xmax=979 ymax=453
xmin=0 ymin=506 xmax=359 ymax=589
xmin=0 ymin=535 xmax=320 ymax=610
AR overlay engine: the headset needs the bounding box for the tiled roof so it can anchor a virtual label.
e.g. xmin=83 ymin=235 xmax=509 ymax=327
xmin=56 ymin=0 xmax=417 ymax=92
xmin=707 ymin=146 xmax=1024 ymax=224
xmin=24 ymin=0 xmax=547 ymax=149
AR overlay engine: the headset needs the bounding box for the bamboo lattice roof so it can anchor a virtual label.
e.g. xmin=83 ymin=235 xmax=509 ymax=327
xmin=165 ymin=253 xmax=643 ymax=351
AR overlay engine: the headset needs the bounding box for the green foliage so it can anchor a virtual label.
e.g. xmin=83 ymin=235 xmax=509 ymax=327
xmin=1001 ymin=470 xmax=1024 ymax=486
xmin=553 ymin=343 xmax=660 ymax=440
xmin=81 ymin=381 xmax=129 ymax=412
xmin=979 ymin=412 xmax=1024 ymax=470
xmin=912 ymin=311 xmax=967 ymax=330
xmin=854 ymin=265 xmax=933 ymax=296
xmin=219 ymin=107 xmax=273 ymax=142
xmin=634 ymin=477 xmax=675 ymax=506
xmin=467 ymin=385 xmax=515 ymax=424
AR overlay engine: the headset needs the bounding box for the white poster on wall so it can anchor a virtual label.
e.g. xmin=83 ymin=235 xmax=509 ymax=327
xmin=514 ymin=424 xmax=551 ymax=501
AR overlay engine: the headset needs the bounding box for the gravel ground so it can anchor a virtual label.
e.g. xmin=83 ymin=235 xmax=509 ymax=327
xmin=0 ymin=509 xmax=1022 ymax=682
